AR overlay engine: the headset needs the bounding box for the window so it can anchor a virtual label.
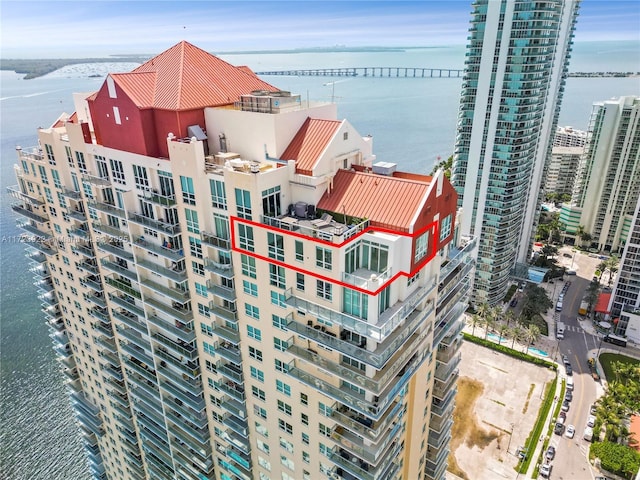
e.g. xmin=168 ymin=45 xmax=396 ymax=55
xmin=51 ymin=170 xmax=62 ymax=188
xmin=243 ymin=280 xmax=258 ymax=297
xmin=407 ymin=271 xmax=420 ymax=286
xmin=270 ymin=290 xmax=286 ymax=307
xmin=238 ymin=224 xmax=254 ymax=252
xmin=277 ymin=400 xmax=292 ymax=416
xmin=38 ymin=165 xmax=49 ymax=184
xmin=95 ymin=156 xmax=109 ymax=179
xmin=65 ymin=146 xmax=74 ymax=166
xmin=188 ymin=236 xmax=203 ymax=259
xmin=439 ymin=214 xmax=452 ymax=241
xmin=319 ymin=443 xmax=331 ymax=457
xmin=235 ymin=188 xmax=252 ymax=220
xmin=250 ymin=366 xmax=264 ymax=382
xmin=198 ymin=305 xmax=211 ymax=319
xmin=269 ymin=264 xmax=285 ymax=288
xmin=267 ymin=232 xmax=285 ymax=261
xmin=248 ymin=346 xmax=262 ymax=361
xmin=45 ymin=144 xmax=56 ymax=164
xmin=192 ymin=261 xmax=205 ymax=276
xmin=132 ymin=165 xmax=149 ymax=189
xmin=273 ymin=337 xmax=289 ymax=352
xmin=316 ymin=280 xmax=332 ymax=301
xmin=241 ymin=254 xmax=256 ymax=278
xmin=194 ymin=282 xmax=207 ymax=297
xmin=180 ymin=176 xmax=196 ymax=205
xmin=210 ymin=179 xmax=227 ymax=209
xmin=343 ymin=288 xmax=368 ymax=319
xmin=276 ymin=379 xmax=291 ymax=396
xmin=184 ymin=209 xmax=199 ymax=233
xmin=252 ymin=386 xmax=266 ymax=401
xmin=319 ymin=423 xmax=331 ymax=437
xmin=316 ymin=246 xmax=332 ymax=269
xmin=318 ymin=402 xmax=333 ymax=416
xmin=301 ymin=431 xmax=309 ymax=444
xmin=109 ymin=158 xmax=124 ymax=183
xmin=245 ymin=303 xmax=260 ymax=319
xmin=295 ymin=240 xmax=304 ymax=261
xmin=272 ymin=315 xmax=288 ymax=331
xmin=296 ymin=273 xmax=305 ymax=291
xmin=247 ymin=325 xmax=262 ymax=341
xmin=214 ymin=213 xmax=230 ymax=240
xmin=275 ymin=359 xmax=288 ymax=373
xmin=280 ymin=438 xmax=294 ymax=454
xmin=300 ymin=393 xmax=308 ymax=406
xmin=378 ymin=285 xmax=390 ymax=314
xmin=280 ymin=455 xmax=294 ymax=471
xmin=257 ymin=438 xmax=269 ymax=453
xmin=262 ymin=185 xmax=281 ymax=218
xmin=414 ymin=231 xmax=429 ymax=262
xmin=258 ymin=457 xmax=271 ymax=472
xmin=255 ymin=421 xmax=269 ymax=438
xmin=278 ymin=419 xmax=293 ymax=435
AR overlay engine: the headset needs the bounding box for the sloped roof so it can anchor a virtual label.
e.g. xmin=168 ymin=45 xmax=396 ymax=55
xmin=110 ymin=41 xmax=277 ymax=110
xmin=317 ymin=169 xmax=431 ymax=232
xmin=281 ymin=118 xmax=343 ymax=175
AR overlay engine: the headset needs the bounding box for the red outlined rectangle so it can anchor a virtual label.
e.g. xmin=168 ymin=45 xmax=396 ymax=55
xmin=229 ymin=216 xmax=441 ymax=296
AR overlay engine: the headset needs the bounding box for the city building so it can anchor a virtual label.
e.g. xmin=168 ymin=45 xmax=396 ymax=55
xmin=560 ymin=96 xmax=640 ymax=252
xmin=608 ymin=195 xmax=640 ymax=343
xmin=9 ymin=41 xmax=473 ymax=480
xmin=553 ymin=126 xmax=587 ymax=148
xmin=451 ymin=0 xmax=580 ymax=305
xmin=544 ymin=146 xmax=583 ymax=198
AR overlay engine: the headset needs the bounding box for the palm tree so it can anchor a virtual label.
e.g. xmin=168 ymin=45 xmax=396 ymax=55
xmin=468 ymin=313 xmax=481 ymax=337
xmin=497 ymin=323 xmax=509 ymax=345
xmin=503 ymin=309 xmax=516 ymax=327
xmin=510 ymin=325 xmax=524 ymax=349
xmin=484 ymin=315 xmax=497 ymax=340
xmin=575 ymin=225 xmax=586 ymax=247
xmin=523 ymin=325 xmax=540 ymax=354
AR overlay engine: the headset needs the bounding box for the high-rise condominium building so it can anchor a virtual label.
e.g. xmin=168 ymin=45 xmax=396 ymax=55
xmin=544 ymin=146 xmax=583 ymax=198
xmin=9 ymin=41 xmax=473 ymax=480
xmin=609 ymin=196 xmax=640 ymax=342
xmin=553 ymin=126 xmax=587 ymax=148
xmin=560 ymin=96 xmax=640 ymax=251
xmin=452 ymin=0 xmax=580 ymax=305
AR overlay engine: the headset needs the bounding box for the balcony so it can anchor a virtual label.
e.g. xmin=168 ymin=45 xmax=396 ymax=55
xmin=261 ymin=214 xmax=370 ymax=244
xmin=440 ymin=236 xmax=477 ymax=280
xmin=164 ymin=395 xmax=209 ymax=429
xmin=91 ymin=222 xmax=126 ymax=239
xmin=119 ymin=342 xmax=154 ymax=366
xmin=285 ymin=279 xmax=435 ymax=343
xmin=137 ymin=259 xmax=187 ymax=286
xmin=145 ymin=297 xmax=194 ymax=324
xmin=328 ymin=442 xmax=402 ymax=480
xmin=71 ymin=244 xmax=95 ymax=259
xmin=287 ymin=299 xmax=433 ymax=370
xmin=434 ymin=353 xmax=461 ymax=383
xmin=214 ymin=342 xmax=241 ymax=365
xmin=141 ymin=276 xmax=189 ymax=304
xmin=96 ymin=241 xmax=134 ymax=261
xmin=331 ymin=401 xmax=402 ymax=443
xmin=101 ymin=260 xmax=138 ymax=282
xmin=217 ymin=362 xmax=244 ymax=384
xmin=105 ymin=277 xmax=141 ymax=299
xmin=207 ymin=282 xmax=236 ymax=302
xmin=213 ymin=380 xmax=245 ymax=403
xmin=151 ymin=332 xmax=197 ymax=359
xmin=88 ymin=200 xmax=126 ymax=218
xmin=204 ymin=259 xmax=234 ymax=278
xmin=109 ymin=294 xmax=145 ymax=318
xmin=82 ymin=173 xmax=111 ymax=187
xmin=212 ymin=322 xmax=240 ymax=345
xmin=123 ymin=358 xmax=157 ymax=384
xmin=18 ymin=221 xmax=53 ymax=242
xmin=133 ymin=236 xmax=184 ymax=261
xmin=201 ymin=232 xmax=230 ymax=250
xmin=159 ymin=381 xmax=206 ymax=412
xmin=11 ymin=203 xmax=49 ymax=223
xmin=209 ymin=304 xmax=237 ymax=323
xmin=222 ymin=413 xmax=248 ymax=437
xmin=146 ymin=311 xmax=195 ymax=343
xmin=155 ymin=348 xmax=200 ymax=380
xmin=84 ymin=292 xmax=107 ymax=309
xmin=331 ymin=419 xmax=403 ymax=466
xmin=82 ymin=277 xmax=104 ymax=293
xmin=127 ymin=212 xmax=181 ymax=235
xmin=342 ymin=266 xmax=392 ymax=292
xmin=6 ymin=185 xmax=45 ymax=206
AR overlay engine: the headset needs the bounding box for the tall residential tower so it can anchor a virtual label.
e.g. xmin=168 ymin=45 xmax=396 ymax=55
xmin=452 ymin=0 xmax=580 ymax=304
xmin=9 ymin=42 xmax=473 ymax=480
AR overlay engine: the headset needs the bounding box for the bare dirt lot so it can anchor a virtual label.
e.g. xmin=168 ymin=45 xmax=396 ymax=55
xmin=447 ymin=341 xmax=556 ymax=480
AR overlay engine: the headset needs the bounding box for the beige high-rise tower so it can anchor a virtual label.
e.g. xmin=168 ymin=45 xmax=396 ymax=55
xmin=10 ymin=41 xmax=473 ymax=480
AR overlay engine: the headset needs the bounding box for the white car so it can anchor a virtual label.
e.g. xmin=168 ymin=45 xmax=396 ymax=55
xmin=565 ymin=424 xmax=575 ymax=438
xmin=539 ymin=463 xmax=552 ymax=478
xmin=587 ymin=415 xmax=596 ymax=427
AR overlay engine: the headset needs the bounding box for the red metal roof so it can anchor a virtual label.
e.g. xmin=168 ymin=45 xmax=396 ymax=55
xmin=595 ymin=292 xmax=612 ymax=313
xmin=281 ymin=118 xmax=343 ymax=175
xmin=317 ymin=169 xmax=431 ymax=232
xmin=112 ymin=41 xmax=277 ymax=110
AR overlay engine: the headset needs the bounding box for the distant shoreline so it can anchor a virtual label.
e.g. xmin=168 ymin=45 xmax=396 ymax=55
xmin=1 ymin=53 xmax=638 ymax=80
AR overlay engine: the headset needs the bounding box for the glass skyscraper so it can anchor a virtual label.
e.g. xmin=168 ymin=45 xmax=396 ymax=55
xmin=452 ymin=0 xmax=580 ymax=305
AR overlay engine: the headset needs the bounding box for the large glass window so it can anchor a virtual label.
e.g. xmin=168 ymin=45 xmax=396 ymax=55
xmin=269 ymin=264 xmax=285 ymax=288
xmin=261 ymin=186 xmax=281 ymax=218
xmin=180 ymin=176 xmax=196 ymax=205
xmin=241 ymin=254 xmax=256 ymax=278
xmin=132 ymin=165 xmax=149 ymax=189
xmin=238 ymin=224 xmax=254 ymax=252
xmin=210 ymin=179 xmax=227 ymax=209
xmin=158 ymin=170 xmax=174 ymax=198
xmin=109 ymin=158 xmax=124 ymax=183
xmin=184 ymin=208 xmax=199 ymax=233
xmin=267 ymin=232 xmax=284 ymax=261
xmin=345 ymin=240 xmax=388 ymax=273
xmin=440 ymin=214 xmax=452 ymax=241
xmin=235 ymin=188 xmax=252 ymax=220
xmin=316 ymin=247 xmax=332 ymax=269
xmin=343 ymin=288 xmax=368 ymax=319
xmin=414 ymin=231 xmax=429 ymax=263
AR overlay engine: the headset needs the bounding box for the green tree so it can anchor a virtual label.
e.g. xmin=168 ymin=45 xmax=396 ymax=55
xmin=585 ymin=278 xmax=601 ymax=309
xmin=523 ymin=324 xmax=541 ymax=354
xmin=521 ymin=285 xmax=553 ymax=323
xmin=468 ymin=313 xmax=481 ymax=337
xmin=429 ymin=155 xmax=453 ymax=178
xmin=510 ymin=324 xmax=524 ymax=349
xmin=497 ymin=323 xmax=510 ymax=345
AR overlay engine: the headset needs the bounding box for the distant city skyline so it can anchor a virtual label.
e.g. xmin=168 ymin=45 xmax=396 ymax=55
xmin=1 ymin=1 xmax=639 ymax=58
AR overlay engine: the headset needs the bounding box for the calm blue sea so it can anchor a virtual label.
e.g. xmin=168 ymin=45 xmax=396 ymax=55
xmin=1 ymin=41 xmax=638 ymax=479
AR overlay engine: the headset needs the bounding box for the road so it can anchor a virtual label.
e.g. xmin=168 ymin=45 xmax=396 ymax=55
xmin=541 ymin=247 xmax=628 ymax=479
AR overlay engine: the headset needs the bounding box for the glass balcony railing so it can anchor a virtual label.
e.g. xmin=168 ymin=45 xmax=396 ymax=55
xmin=164 ymin=396 xmax=209 ymax=430
xmin=204 ymin=259 xmax=234 ymax=278
xmin=124 ymin=358 xmax=157 ymax=384
xmin=104 ymin=275 xmax=140 ymax=296
xmin=136 ymin=258 xmax=187 ymax=284
xmin=214 ymin=342 xmax=241 ymax=365
xmin=151 ymin=332 xmax=197 ymax=359
xmin=331 ymin=401 xmax=402 ymax=443
xmin=141 ymin=277 xmax=189 ymax=303
xmin=146 ymin=312 xmax=195 ymax=343
xmin=91 ymin=222 xmax=127 ymax=239
xmin=11 ymin=203 xmax=49 ymax=223
xmin=210 ymin=304 xmax=237 ymax=323
xmin=160 ymin=381 xmax=206 ymax=412
xmin=109 ymin=294 xmax=144 ymax=317
xmin=133 ymin=236 xmax=184 ymax=261
xmin=6 ymin=185 xmax=45 ymax=206
xmin=101 ymin=260 xmax=139 ymax=282
xmin=96 ymin=241 xmax=133 ymax=261
xmin=127 ymin=212 xmax=181 ymax=235
xmin=113 ymin=310 xmax=147 ymax=335
xmin=285 ymin=280 xmax=435 ymax=343
xmin=155 ymin=349 xmax=200 ymax=380
xmin=88 ymin=200 xmax=126 ymax=218
xmin=440 ymin=236 xmax=477 ymax=280
xmin=207 ymin=283 xmax=236 ymax=302
xmin=201 ymin=232 xmax=230 ymax=250
xmin=119 ymin=342 xmax=154 ymax=366
xmin=145 ymin=298 xmax=194 ymax=324
xmin=213 ymin=380 xmax=245 ymax=403
xmin=212 ymin=322 xmax=240 ymax=345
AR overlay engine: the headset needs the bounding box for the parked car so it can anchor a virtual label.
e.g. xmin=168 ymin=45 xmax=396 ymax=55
xmin=563 ymin=252 xmax=573 ymax=258
xmin=510 ymin=298 xmax=518 ymax=307
xmin=539 ymin=463 xmax=552 ymax=478
xmin=566 ymin=363 xmax=573 ymax=376
xmin=561 ymin=400 xmax=570 ymax=412
xmin=566 ymin=424 xmax=576 ymax=438
xmin=587 ymin=415 xmax=596 ymax=427
xmin=559 ymin=411 xmax=567 ymax=420
xmin=562 ymin=354 xmax=569 ymax=364
xmin=545 ymin=445 xmax=556 ymax=461
xmin=590 ymin=404 xmax=597 ymax=415
xmin=567 ymin=269 xmax=577 ymax=275
xmin=554 ymin=422 xmax=565 ymax=435
xmin=565 ymin=391 xmax=573 ymax=402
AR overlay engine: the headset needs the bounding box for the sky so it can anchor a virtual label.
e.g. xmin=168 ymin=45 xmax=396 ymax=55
xmin=1 ymin=0 xmax=639 ymax=58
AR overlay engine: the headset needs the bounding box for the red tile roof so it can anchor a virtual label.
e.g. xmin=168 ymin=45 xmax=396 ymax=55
xmin=630 ymin=415 xmax=640 ymax=451
xmin=317 ymin=169 xmax=431 ymax=232
xmin=281 ymin=117 xmax=343 ymax=175
xmin=595 ymin=292 xmax=611 ymax=313
xmin=111 ymin=41 xmax=277 ymax=110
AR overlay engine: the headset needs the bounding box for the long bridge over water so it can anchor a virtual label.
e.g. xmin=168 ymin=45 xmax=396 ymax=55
xmin=256 ymin=67 xmax=464 ymax=78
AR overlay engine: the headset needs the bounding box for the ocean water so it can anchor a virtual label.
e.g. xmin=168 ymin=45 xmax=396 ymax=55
xmin=1 ymin=42 xmax=638 ymax=479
